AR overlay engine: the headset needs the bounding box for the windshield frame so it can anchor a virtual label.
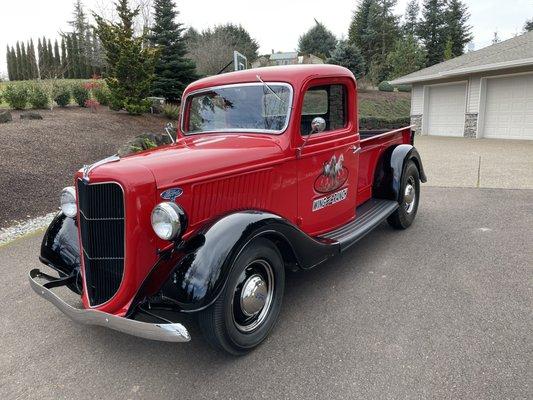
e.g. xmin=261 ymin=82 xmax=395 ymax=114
xmin=180 ymin=82 xmax=294 ymax=136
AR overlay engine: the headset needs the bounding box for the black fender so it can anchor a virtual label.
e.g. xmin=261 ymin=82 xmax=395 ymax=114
xmin=130 ymin=211 xmax=339 ymax=314
xmin=373 ymin=144 xmax=427 ymax=202
xmin=39 ymin=212 xmax=82 ymax=293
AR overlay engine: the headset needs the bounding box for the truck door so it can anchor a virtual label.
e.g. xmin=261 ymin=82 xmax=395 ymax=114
xmin=296 ymin=80 xmax=360 ymax=235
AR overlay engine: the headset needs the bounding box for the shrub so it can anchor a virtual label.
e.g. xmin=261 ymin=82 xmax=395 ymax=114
xmin=162 ymin=104 xmax=180 ymax=120
xmin=124 ymin=98 xmax=151 ymax=115
xmin=396 ymin=84 xmax=412 ymax=93
xmin=72 ymin=84 xmax=90 ymax=107
xmin=29 ymin=83 xmax=50 ymax=109
xmin=92 ymin=84 xmax=111 ymax=106
xmin=3 ymin=84 xmax=30 ymax=109
xmin=378 ymin=81 xmax=394 ymax=92
xmin=53 ymin=84 xmax=71 ymax=107
xmin=359 ymin=116 xmax=411 ymax=131
xmin=109 ymin=95 xmax=124 ymax=111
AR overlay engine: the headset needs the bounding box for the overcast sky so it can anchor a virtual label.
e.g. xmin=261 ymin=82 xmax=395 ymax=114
xmin=1 ymin=0 xmax=532 ymax=77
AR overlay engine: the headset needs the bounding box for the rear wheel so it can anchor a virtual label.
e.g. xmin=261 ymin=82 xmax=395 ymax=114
xmin=198 ymin=238 xmax=285 ymax=355
xmin=387 ymin=160 xmax=420 ymax=229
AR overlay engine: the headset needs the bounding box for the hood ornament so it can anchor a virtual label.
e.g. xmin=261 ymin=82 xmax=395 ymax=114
xmin=82 ymin=154 xmax=121 ymax=183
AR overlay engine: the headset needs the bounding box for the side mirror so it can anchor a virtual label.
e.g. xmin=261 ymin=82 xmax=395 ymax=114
xmin=297 ymin=117 xmax=327 ymax=158
xmin=165 ymin=122 xmax=176 ymax=144
xmin=311 ymin=117 xmax=326 ymax=133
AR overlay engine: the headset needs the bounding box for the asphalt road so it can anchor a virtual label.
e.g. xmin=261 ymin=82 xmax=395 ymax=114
xmin=1 ymin=187 xmax=531 ymax=399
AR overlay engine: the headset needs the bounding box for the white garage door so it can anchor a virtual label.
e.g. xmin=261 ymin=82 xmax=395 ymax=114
xmin=426 ymin=83 xmax=467 ymax=137
xmin=483 ymin=74 xmax=533 ymax=140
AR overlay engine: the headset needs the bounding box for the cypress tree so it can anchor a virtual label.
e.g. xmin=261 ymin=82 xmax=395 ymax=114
xmin=149 ymin=0 xmax=198 ymax=102
xmin=418 ymin=0 xmax=446 ymax=66
xmin=72 ymin=34 xmax=81 ymax=78
xmin=84 ymin=30 xmax=93 ymax=77
xmin=66 ymin=35 xmax=74 ymax=78
xmin=20 ymin=42 xmax=29 ymax=80
xmin=47 ymin=39 xmax=54 ymax=78
xmin=92 ymin=29 xmax=103 ymax=75
xmin=61 ymin=39 xmax=68 ymax=78
xmin=54 ymin=39 xmax=62 ymax=76
xmin=15 ymin=42 xmax=23 ymax=80
xmin=41 ymin=36 xmax=49 ymax=78
xmin=28 ymin=39 xmax=38 ymax=79
xmin=6 ymin=46 xmax=14 ymax=81
xmin=37 ymin=38 xmax=44 ymax=78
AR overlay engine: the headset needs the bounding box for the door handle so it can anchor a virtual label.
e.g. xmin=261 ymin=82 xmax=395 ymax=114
xmin=351 ymin=145 xmax=361 ymax=154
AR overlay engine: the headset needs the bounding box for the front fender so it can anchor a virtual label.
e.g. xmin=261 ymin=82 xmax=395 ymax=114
xmin=373 ymin=144 xmax=427 ymax=202
xmin=130 ymin=211 xmax=339 ymax=313
xmin=39 ymin=212 xmax=81 ymax=293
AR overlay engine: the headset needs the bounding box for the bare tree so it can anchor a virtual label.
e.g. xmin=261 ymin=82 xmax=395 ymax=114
xmin=187 ymin=30 xmax=236 ymax=76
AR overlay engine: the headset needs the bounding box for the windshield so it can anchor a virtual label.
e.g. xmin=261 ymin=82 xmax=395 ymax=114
xmin=182 ymin=83 xmax=292 ymax=135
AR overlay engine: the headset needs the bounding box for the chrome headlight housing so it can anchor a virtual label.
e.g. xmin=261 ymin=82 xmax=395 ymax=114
xmin=151 ymin=202 xmax=186 ymax=241
xmin=60 ymin=186 xmax=77 ymax=218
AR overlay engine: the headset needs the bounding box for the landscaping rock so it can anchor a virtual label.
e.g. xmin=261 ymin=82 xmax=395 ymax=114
xmin=117 ymin=132 xmax=173 ymax=156
xmin=0 ymin=110 xmax=12 ymax=123
xmin=20 ymin=112 xmax=43 ymax=120
xmin=147 ymin=97 xmax=166 ymax=114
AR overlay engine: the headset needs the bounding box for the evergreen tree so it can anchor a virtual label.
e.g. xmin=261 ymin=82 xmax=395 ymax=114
xmin=66 ymin=35 xmax=74 ymax=78
xmin=94 ymin=0 xmax=158 ymax=113
xmin=20 ymin=42 xmax=29 ymax=80
xmin=37 ymin=39 xmax=44 ymax=78
xmin=84 ymin=30 xmax=93 ymax=77
xmin=6 ymin=46 xmax=14 ymax=81
xmin=28 ymin=39 xmax=38 ymax=79
xmin=15 ymin=42 xmax=23 ymax=81
xmin=61 ymin=39 xmax=68 ymax=77
xmin=327 ymin=40 xmax=365 ymax=78
xmin=149 ymin=0 xmax=197 ymax=102
xmin=72 ymin=34 xmax=81 ymax=78
xmin=403 ymin=0 xmax=420 ymax=37
xmin=525 ymin=19 xmax=533 ymax=32
xmin=298 ymin=20 xmax=337 ymax=59
xmin=418 ymin=0 xmax=446 ymax=66
xmin=54 ymin=39 xmax=62 ymax=76
xmin=212 ymin=24 xmax=259 ymax=63
xmin=444 ymin=0 xmax=472 ymax=58
xmin=386 ymin=35 xmax=426 ymax=79
xmin=47 ymin=39 xmax=54 ymax=77
xmin=92 ymin=29 xmax=104 ymax=75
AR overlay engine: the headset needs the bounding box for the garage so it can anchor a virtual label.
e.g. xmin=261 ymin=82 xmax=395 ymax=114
xmin=425 ymin=83 xmax=467 ymax=137
xmin=482 ymin=74 xmax=533 ymax=140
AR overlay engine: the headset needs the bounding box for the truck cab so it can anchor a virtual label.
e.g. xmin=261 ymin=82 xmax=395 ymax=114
xmin=30 ymin=65 xmax=426 ymax=355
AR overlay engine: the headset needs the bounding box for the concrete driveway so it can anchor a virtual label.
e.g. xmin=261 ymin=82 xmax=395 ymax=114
xmin=1 ymin=187 xmax=531 ymax=399
xmin=415 ymin=136 xmax=533 ymax=189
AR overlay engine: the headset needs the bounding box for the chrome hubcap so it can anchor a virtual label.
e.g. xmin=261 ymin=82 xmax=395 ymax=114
xmin=240 ymin=274 xmax=267 ymax=317
xmin=404 ymin=177 xmax=416 ymax=214
xmin=232 ymin=259 xmax=274 ymax=333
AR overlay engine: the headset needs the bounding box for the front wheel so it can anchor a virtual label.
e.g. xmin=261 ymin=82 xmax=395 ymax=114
xmin=198 ymin=238 xmax=285 ymax=355
xmin=387 ymin=160 xmax=420 ymax=229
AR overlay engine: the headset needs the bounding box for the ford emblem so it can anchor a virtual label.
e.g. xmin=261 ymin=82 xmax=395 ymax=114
xmin=161 ymin=188 xmax=183 ymax=201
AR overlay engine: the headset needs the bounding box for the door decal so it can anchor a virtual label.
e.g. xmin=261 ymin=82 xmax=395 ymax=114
xmin=314 ymin=154 xmax=348 ymax=193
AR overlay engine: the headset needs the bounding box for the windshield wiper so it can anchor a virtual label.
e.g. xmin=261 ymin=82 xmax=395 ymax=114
xmin=256 ymin=74 xmax=291 ymax=108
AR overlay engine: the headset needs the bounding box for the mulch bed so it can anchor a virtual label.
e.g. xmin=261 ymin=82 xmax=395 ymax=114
xmin=0 ymin=107 xmax=168 ymax=228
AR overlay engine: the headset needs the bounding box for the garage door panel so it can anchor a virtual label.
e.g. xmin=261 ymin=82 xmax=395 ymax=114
xmin=483 ymin=74 xmax=533 ymax=140
xmin=426 ymin=83 xmax=467 ymax=137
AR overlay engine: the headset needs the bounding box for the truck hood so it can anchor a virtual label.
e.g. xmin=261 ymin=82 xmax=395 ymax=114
xmin=103 ymin=134 xmax=285 ymax=189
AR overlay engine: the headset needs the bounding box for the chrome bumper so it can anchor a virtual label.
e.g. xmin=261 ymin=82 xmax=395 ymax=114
xmin=28 ymin=269 xmax=190 ymax=343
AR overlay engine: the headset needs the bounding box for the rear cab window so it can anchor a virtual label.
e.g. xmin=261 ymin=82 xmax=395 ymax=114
xmin=300 ymin=84 xmax=347 ymax=135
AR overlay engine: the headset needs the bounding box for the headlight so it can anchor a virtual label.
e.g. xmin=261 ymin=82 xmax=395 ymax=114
xmin=151 ymin=202 xmax=186 ymax=241
xmin=60 ymin=187 xmax=77 ymax=218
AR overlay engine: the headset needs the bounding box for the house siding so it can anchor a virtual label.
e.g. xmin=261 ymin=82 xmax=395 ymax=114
xmin=467 ymin=77 xmax=481 ymax=113
xmin=411 ymin=84 xmax=424 ymax=115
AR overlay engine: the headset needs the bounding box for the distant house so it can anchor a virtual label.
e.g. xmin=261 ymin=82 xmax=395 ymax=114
xmin=252 ymin=52 xmax=324 ymax=68
xmin=390 ymin=31 xmax=533 ymax=140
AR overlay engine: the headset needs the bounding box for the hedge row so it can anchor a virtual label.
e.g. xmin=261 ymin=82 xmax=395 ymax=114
xmin=359 ymin=116 xmax=411 ymax=130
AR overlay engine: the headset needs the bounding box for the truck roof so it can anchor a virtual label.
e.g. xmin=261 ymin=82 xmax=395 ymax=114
xmin=186 ymin=64 xmax=355 ymax=93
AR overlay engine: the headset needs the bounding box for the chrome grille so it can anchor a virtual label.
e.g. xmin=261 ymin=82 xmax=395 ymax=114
xmin=77 ymin=180 xmax=125 ymax=306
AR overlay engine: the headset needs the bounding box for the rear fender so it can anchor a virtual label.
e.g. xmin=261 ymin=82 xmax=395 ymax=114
xmin=373 ymin=144 xmax=427 ymax=202
xmin=129 ymin=211 xmax=339 ymax=314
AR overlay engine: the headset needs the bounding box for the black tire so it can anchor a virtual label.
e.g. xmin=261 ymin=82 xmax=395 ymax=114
xmin=387 ymin=160 xmax=420 ymax=229
xmin=198 ymin=238 xmax=285 ymax=355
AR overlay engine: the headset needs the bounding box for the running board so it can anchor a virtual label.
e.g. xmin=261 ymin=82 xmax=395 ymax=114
xmin=319 ymin=199 xmax=399 ymax=252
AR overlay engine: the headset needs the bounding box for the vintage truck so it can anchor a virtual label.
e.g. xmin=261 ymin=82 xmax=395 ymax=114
xmin=29 ymin=65 xmax=426 ymax=355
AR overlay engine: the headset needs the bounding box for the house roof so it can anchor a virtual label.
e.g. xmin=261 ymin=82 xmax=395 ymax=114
xmin=390 ymin=31 xmax=533 ymax=85
xmin=270 ymin=52 xmax=298 ymax=60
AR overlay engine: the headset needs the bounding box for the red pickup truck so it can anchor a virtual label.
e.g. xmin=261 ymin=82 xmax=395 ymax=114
xmin=30 ymin=65 xmax=426 ymax=355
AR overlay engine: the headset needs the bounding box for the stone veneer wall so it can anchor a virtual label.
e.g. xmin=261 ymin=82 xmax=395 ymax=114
xmin=464 ymin=113 xmax=478 ymax=138
xmin=410 ymin=115 xmax=423 ymax=135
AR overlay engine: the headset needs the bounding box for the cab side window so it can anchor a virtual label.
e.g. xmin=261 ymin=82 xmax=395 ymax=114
xmin=300 ymin=84 xmax=347 ymax=135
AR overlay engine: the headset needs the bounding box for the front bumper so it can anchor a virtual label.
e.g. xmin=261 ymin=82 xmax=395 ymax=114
xmin=29 ymin=269 xmax=190 ymax=343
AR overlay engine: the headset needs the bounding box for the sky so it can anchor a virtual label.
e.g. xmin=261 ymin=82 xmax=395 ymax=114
xmin=1 ymin=0 xmax=532 ymax=77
